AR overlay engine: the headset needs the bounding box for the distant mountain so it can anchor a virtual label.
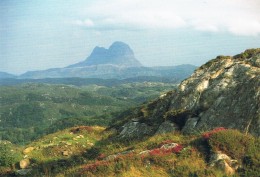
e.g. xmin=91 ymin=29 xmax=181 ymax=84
xmin=0 ymin=71 xmax=16 ymax=79
xmin=19 ymin=64 xmax=196 ymax=81
xmin=19 ymin=41 xmax=197 ymax=80
xmin=67 ymin=41 xmax=142 ymax=68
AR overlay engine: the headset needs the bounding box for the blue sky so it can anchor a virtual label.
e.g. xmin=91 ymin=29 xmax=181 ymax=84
xmin=1 ymin=0 xmax=260 ymax=75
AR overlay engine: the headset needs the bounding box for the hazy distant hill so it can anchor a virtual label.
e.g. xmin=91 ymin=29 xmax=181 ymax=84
xmin=19 ymin=42 xmax=196 ymax=79
xmin=0 ymin=76 xmax=175 ymax=86
xmin=0 ymin=71 xmax=16 ymax=79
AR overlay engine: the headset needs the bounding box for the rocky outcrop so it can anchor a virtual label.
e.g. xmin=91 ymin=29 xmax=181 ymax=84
xmin=115 ymin=49 xmax=260 ymax=138
xmin=209 ymin=151 xmax=240 ymax=175
xmin=119 ymin=120 xmax=153 ymax=139
xmin=168 ymin=50 xmax=260 ymax=136
xmin=23 ymin=147 xmax=34 ymax=154
xmin=155 ymin=121 xmax=179 ymax=134
xmin=181 ymin=117 xmax=199 ymax=134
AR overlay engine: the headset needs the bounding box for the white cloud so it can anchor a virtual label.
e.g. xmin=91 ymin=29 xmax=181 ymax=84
xmin=73 ymin=0 xmax=260 ymax=36
xmin=74 ymin=19 xmax=94 ymax=27
xmin=227 ymin=19 xmax=260 ymax=36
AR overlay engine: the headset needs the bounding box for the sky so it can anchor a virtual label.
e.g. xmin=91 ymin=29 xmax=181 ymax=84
xmin=1 ymin=0 xmax=260 ymax=75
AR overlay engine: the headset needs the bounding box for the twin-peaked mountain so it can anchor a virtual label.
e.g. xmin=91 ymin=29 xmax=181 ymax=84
xmin=67 ymin=41 xmax=142 ymax=68
xmin=18 ymin=42 xmax=196 ymax=80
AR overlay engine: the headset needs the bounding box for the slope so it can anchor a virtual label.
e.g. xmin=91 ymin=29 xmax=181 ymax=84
xmin=112 ymin=48 xmax=260 ymax=140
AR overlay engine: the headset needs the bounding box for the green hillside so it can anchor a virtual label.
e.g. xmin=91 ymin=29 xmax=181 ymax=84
xmin=0 ymin=82 xmax=176 ymax=144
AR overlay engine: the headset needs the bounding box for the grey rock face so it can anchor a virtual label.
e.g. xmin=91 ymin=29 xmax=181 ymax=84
xmin=116 ymin=49 xmax=260 ymax=137
xmin=181 ymin=117 xmax=199 ymax=134
xmin=119 ymin=121 xmax=153 ymax=139
xmin=155 ymin=121 xmax=179 ymax=134
xmin=169 ymin=52 xmax=260 ymax=136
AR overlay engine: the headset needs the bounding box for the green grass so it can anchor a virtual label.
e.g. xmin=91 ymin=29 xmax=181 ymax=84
xmin=1 ymin=127 xmax=259 ymax=177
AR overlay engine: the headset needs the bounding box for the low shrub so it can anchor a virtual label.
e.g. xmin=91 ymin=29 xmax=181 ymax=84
xmin=97 ymin=153 xmax=106 ymax=160
xmin=233 ymin=48 xmax=260 ymax=59
xmin=149 ymin=144 xmax=183 ymax=156
xmin=70 ymin=126 xmax=94 ymax=133
xmin=0 ymin=141 xmax=22 ymax=168
xmin=81 ymin=160 xmax=110 ymax=173
xmin=202 ymin=127 xmax=226 ymax=140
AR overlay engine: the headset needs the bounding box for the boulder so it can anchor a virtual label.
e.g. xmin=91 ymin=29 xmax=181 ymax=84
xmin=210 ymin=151 xmax=239 ymax=175
xmin=160 ymin=143 xmax=179 ymax=150
xmin=155 ymin=121 xmax=178 ymax=135
xmin=62 ymin=150 xmax=70 ymax=156
xmin=19 ymin=159 xmax=30 ymax=169
xmin=139 ymin=150 xmax=151 ymax=156
xmin=15 ymin=169 xmax=32 ymax=176
xmin=181 ymin=117 xmax=199 ymax=134
xmin=105 ymin=154 xmax=118 ymax=161
xmin=119 ymin=121 xmax=152 ymax=139
xmin=23 ymin=147 xmax=34 ymax=154
xmin=214 ymin=160 xmax=235 ymax=175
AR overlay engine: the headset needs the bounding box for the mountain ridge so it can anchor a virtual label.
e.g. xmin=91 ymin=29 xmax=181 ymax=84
xmin=19 ymin=64 xmax=196 ymax=81
xmin=16 ymin=42 xmax=196 ymax=80
xmin=0 ymin=71 xmax=16 ymax=79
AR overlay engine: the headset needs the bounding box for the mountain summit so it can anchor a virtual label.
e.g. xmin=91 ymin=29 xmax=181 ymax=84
xmin=67 ymin=41 xmax=142 ymax=68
